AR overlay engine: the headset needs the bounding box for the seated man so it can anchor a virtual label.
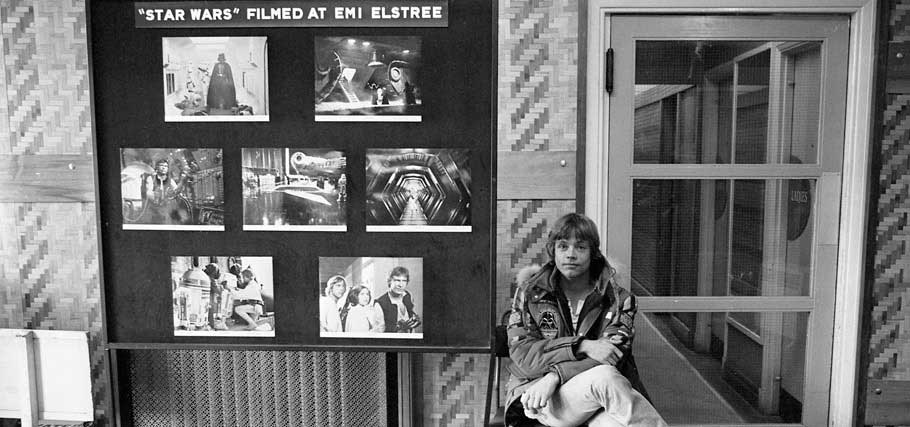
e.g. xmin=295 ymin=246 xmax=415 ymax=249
xmin=233 ymin=268 xmax=265 ymax=330
xmin=506 ymin=213 xmax=667 ymax=427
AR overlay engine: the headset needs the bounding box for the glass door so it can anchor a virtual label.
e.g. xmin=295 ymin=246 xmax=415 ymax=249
xmin=606 ymin=15 xmax=849 ymax=425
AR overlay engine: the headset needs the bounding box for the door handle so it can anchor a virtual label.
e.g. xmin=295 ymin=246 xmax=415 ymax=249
xmin=605 ymin=48 xmax=614 ymax=94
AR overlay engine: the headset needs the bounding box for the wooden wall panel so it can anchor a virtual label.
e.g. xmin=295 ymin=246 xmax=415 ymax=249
xmin=0 ymin=202 xmax=107 ymax=423
xmin=0 ymin=0 xmax=107 ymax=424
xmin=0 ymin=154 xmax=94 ymax=202
xmin=497 ymin=151 xmax=576 ymax=199
xmin=866 ymin=380 xmax=910 ymax=426
xmin=497 ymin=0 xmax=579 ymax=152
xmin=1 ymin=0 xmax=92 ymax=156
xmin=866 ymin=1 xmax=910 ymax=425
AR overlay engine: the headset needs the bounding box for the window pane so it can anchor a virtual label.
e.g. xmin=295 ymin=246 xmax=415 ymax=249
xmin=631 ymin=179 xmax=815 ymax=299
xmin=634 ymin=41 xmax=821 ymax=164
xmin=636 ymin=312 xmax=808 ymax=424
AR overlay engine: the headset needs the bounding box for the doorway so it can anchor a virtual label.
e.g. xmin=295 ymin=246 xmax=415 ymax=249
xmin=602 ymin=15 xmax=849 ymax=425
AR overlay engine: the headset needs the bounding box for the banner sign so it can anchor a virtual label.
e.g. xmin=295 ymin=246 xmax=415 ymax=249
xmin=135 ymin=1 xmax=448 ymax=28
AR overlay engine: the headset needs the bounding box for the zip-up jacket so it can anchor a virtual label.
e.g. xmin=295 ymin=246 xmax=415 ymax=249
xmin=505 ymin=262 xmax=648 ymax=423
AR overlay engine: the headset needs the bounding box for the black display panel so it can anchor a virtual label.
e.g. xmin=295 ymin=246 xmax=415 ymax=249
xmin=89 ymin=0 xmax=493 ymax=351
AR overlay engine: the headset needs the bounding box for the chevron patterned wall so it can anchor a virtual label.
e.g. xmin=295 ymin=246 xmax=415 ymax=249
xmin=869 ymin=92 xmax=910 ymax=382
xmin=865 ymin=2 xmax=910 ymax=426
xmin=1 ymin=0 xmax=92 ymax=156
xmin=0 ymin=202 xmax=108 ymax=424
xmin=497 ymin=0 xmax=578 ymax=153
xmin=0 ymin=0 xmax=108 ymax=424
xmin=868 ymin=0 xmax=910 ymax=385
xmin=420 ymin=0 xmax=580 ymax=424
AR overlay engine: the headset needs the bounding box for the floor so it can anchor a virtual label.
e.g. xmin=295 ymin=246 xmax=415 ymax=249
xmin=634 ymin=313 xmax=745 ymax=424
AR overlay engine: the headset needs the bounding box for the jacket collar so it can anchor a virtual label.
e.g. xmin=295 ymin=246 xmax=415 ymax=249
xmin=526 ymin=262 xmax=613 ymax=303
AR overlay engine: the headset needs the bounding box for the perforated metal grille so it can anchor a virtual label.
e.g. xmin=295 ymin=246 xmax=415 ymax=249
xmin=126 ymin=350 xmax=386 ymax=427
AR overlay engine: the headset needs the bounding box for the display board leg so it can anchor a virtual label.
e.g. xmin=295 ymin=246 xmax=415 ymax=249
xmin=397 ymin=353 xmax=423 ymax=427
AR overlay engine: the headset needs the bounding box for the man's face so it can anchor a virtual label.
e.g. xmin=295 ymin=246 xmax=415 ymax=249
xmin=388 ymin=274 xmax=409 ymax=296
xmin=331 ymin=282 xmax=346 ymax=299
xmin=155 ymin=162 xmax=169 ymax=175
xmin=554 ymin=237 xmax=592 ymax=280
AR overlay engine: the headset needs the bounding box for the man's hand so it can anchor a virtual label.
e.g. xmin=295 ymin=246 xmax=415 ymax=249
xmin=578 ymin=338 xmax=623 ymax=365
xmin=520 ymin=371 xmax=560 ymax=416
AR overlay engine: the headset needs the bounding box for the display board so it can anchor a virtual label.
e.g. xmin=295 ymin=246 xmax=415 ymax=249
xmin=89 ymin=0 xmax=493 ymax=351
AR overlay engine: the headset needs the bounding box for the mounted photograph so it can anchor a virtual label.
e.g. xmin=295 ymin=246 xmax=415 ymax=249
xmin=171 ymin=256 xmax=275 ymax=337
xmin=242 ymin=148 xmax=348 ymax=231
xmin=318 ymin=257 xmax=423 ymax=339
xmin=365 ymin=149 xmax=471 ymax=232
xmin=314 ymin=36 xmax=422 ymax=122
xmin=120 ymin=148 xmax=224 ymax=230
xmin=162 ymin=36 xmax=269 ymax=122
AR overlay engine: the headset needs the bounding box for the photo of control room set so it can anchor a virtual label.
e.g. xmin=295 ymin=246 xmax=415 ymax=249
xmin=314 ymin=36 xmax=422 ymax=121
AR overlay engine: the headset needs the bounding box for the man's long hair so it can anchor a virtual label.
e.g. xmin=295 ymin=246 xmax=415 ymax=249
xmin=545 ymin=213 xmax=610 ymax=277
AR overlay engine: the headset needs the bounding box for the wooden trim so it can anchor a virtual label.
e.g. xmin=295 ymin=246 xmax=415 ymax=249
xmin=638 ymin=296 xmax=814 ymax=312
xmin=864 ymin=380 xmax=910 ymax=425
xmin=829 ymin=2 xmax=877 ymax=426
xmin=625 ymin=164 xmax=824 ymax=178
xmin=19 ymin=331 xmax=38 ymax=427
xmin=577 ymin=0 xmax=589 ymax=214
xmin=584 ymin=3 xmax=608 ymax=220
xmin=586 ymin=0 xmax=868 ymax=11
xmin=0 ymin=155 xmax=95 ymax=203
xmin=497 ymin=151 xmax=576 ymax=200
xmin=104 ymin=342 xmax=491 ymax=352
xmin=398 ymin=353 xmax=414 ymax=427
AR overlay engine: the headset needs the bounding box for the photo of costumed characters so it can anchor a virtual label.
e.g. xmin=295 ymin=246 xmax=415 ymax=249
xmin=172 ymin=256 xmax=275 ymax=336
xmin=341 ymin=285 xmax=384 ymax=333
xmin=318 ymin=257 xmax=422 ymax=338
xmin=374 ymin=266 xmax=421 ymax=334
xmin=319 ymin=275 xmax=349 ymax=333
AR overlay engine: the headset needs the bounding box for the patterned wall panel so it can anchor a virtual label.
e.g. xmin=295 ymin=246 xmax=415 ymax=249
xmin=421 ymin=353 xmax=488 ymax=427
xmin=0 ymin=202 xmax=107 ymax=424
xmin=0 ymin=0 xmax=92 ymax=156
xmin=869 ymin=95 xmax=910 ymax=382
xmin=497 ymin=0 xmax=578 ymax=152
xmin=0 ymin=0 xmax=106 ymax=424
xmin=892 ymin=0 xmax=910 ymax=42
xmin=868 ymin=0 xmax=910 ymax=386
xmin=126 ymin=350 xmax=387 ymax=427
xmin=0 ymin=2 xmax=8 ymax=155
xmin=496 ymin=199 xmax=577 ymax=316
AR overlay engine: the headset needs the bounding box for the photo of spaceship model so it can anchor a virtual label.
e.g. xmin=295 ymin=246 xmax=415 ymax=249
xmin=314 ymin=36 xmax=422 ymax=122
xmin=162 ymin=36 xmax=269 ymax=122
xmin=242 ymin=148 xmax=347 ymax=231
xmin=120 ymin=148 xmax=225 ymax=231
xmin=365 ymin=148 xmax=471 ymax=232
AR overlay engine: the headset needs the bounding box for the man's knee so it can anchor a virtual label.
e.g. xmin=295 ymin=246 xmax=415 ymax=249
xmin=582 ymin=365 xmax=633 ymax=394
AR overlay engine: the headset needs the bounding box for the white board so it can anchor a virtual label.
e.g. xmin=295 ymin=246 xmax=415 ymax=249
xmin=0 ymin=329 xmax=93 ymax=423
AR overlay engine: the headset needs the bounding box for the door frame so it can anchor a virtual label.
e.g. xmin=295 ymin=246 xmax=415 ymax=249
xmin=583 ymin=1 xmax=878 ymax=425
